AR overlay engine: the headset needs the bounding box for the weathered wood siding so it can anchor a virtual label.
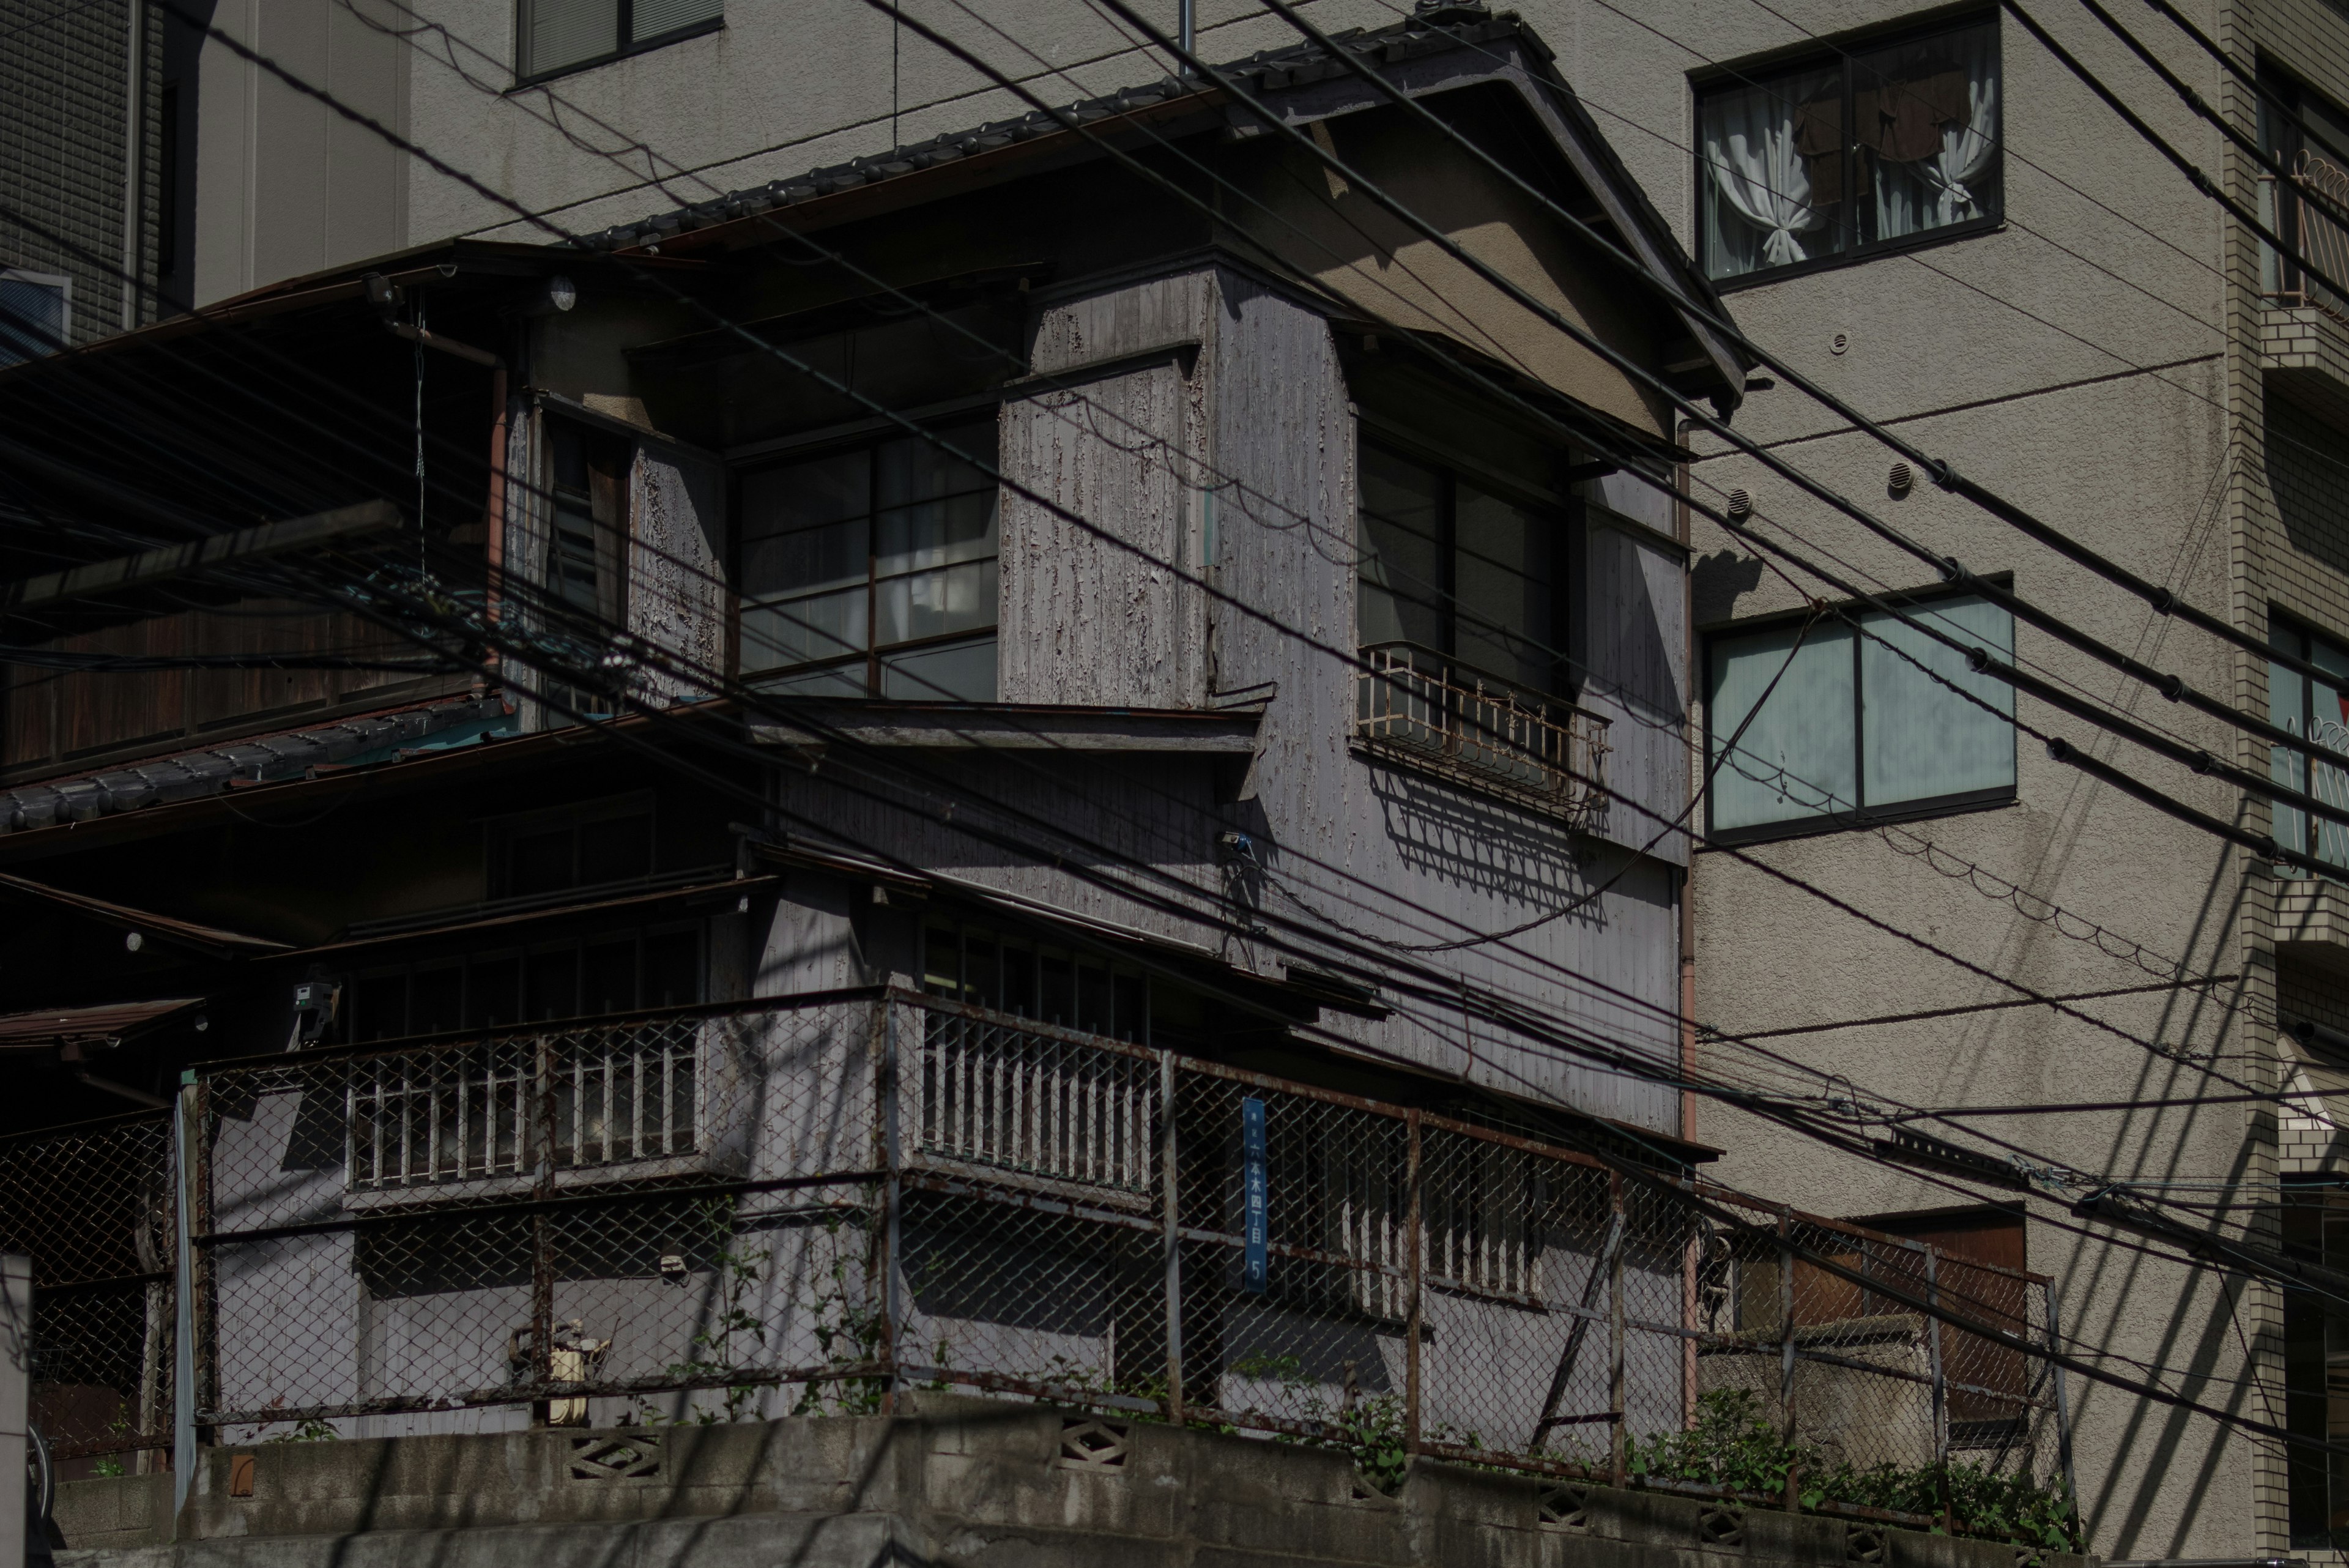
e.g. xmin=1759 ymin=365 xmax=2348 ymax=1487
xmin=997 ymin=274 xmax=1210 ymax=708
xmin=1203 ymin=266 xmax=1683 ymax=1130
xmin=1579 ymin=513 xmax=1691 ymax=864
xmin=629 ymin=439 xmax=728 ymax=708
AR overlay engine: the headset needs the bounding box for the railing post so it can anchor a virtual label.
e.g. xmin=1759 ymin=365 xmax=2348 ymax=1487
xmin=1405 ymin=1110 xmax=1422 ymax=1457
xmin=1159 ymin=1050 xmax=1182 ymax=1425
xmin=1608 ymin=1170 xmax=1626 ymax=1485
xmin=880 ymin=998 xmax=904 ymax=1413
xmin=2046 ymin=1285 xmax=2077 ymax=1510
xmin=527 ymin=1033 xmax=555 ymax=1425
xmin=171 ymin=1071 xmax=198 ymax=1517
xmin=1778 ymin=1209 xmax=1798 ymax=1509
xmin=1924 ymin=1244 xmax=1950 ymax=1531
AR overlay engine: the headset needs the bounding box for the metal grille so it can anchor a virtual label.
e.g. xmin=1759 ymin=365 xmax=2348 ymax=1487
xmin=2264 ymin=152 xmax=2349 ymax=323
xmin=142 ymin=988 xmax=2069 ymax=1537
xmin=1354 ymin=644 xmax=1609 ymax=821
xmin=0 ymin=1112 xmax=175 ymax=1464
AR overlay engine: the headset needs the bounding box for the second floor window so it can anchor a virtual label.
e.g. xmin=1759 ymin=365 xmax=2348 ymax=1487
xmin=518 ymin=0 xmax=721 ymax=81
xmin=1697 ymin=14 xmax=2000 ymax=283
xmin=740 ymin=417 xmax=1000 ymax=702
xmin=2269 ymin=619 xmax=2349 ymax=874
xmin=1707 ymin=591 xmax=2014 ymax=839
xmin=1357 ymin=442 xmax=1562 ymax=696
xmin=2257 ymin=69 xmax=2349 ymax=318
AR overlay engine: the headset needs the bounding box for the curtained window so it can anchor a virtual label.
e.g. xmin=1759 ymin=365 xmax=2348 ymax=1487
xmin=2269 ymin=619 xmax=2349 ymax=876
xmin=1699 ymin=15 xmax=2001 ymax=283
xmin=1707 ymin=592 xmax=2015 ymax=838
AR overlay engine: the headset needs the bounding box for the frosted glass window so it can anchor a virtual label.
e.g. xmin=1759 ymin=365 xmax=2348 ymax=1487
xmin=1707 ymin=592 xmax=2015 ymax=838
xmin=738 ymin=416 xmax=999 ymax=699
xmin=1858 ymin=595 xmax=2013 ymax=804
xmin=1709 ymin=621 xmax=1856 ymax=831
xmin=2271 ymin=620 xmax=2349 ymax=875
xmin=630 ymin=0 xmax=721 ymax=43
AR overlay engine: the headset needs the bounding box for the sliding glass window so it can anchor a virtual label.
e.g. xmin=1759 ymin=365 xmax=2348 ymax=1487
xmin=1707 ymin=593 xmax=2015 ymax=839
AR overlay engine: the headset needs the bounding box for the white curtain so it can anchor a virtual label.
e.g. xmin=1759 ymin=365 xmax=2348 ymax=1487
xmin=1701 ymin=74 xmax=1836 ymax=278
xmin=1872 ymin=27 xmax=2000 ymax=239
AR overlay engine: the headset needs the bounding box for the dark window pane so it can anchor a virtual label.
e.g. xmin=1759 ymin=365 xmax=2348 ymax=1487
xmin=924 ymin=923 xmax=960 ymax=997
xmin=349 ymin=972 xmax=407 ymax=1044
xmin=525 ymin=946 xmax=580 ymax=1021
xmin=582 ymin=937 xmax=638 ymax=1016
xmin=999 ymin=937 xmax=1036 ymax=1018
xmin=962 ymin=929 xmax=998 ymax=1009
xmin=467 ymin=956 xmax=521 ymax=1030
xmin=410 ymin=966 xmax=464 ymax=1035
xmin=1075 ymin=959 xmax=1111 ymax=1036
xmin=1453 ymin=483 xmax=1553 ymax=693
xmin=1038 ymin=946 xmax=1075 ymax=1027
xmin=1359 ymin=446 xmax=1445 ymax=653
xmin=641 ymin=928 xmax=702 ymax=1008
xmin=1110 ymin=970 xmax=1144 ymax=1042
xmin=510 ymin=827 xmax=574 ymax=896
xmin=578 ymin=813 xmax=652 ymax=885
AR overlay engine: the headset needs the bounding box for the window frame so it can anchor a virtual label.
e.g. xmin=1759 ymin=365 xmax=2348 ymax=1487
xmin=2268 ymin=614 xmax=2349 ymax=875
xmin=343 ymin=918 xmax=707 ymax=1045
xmin=511 ymin=0 xmax=724 ymax=87
xmin=2255 ymin=64 xmax=2349 ymax=312
xmin=485 ymin=791 xmax=658 ymax=902
xmin=733 ymin=411 xmax=1003 ymax=701
xmin=1353 ymin=430 xmax=1576 ymax=704
xmin=0 ymin=269 xmax=71 ymax=368
xmin=1692 ymin=9 xmax=2004 ymax=292
xmin=1702 ymin=581 xmax=2019 ymax=845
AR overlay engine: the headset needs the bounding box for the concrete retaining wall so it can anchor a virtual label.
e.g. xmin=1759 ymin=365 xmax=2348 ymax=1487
xmin=51 ymin=1395 xmax=2088 ymax=1568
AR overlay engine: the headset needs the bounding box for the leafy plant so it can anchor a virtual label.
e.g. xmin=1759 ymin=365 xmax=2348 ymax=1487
xmin=647 ymin=1197 xmax=774 ymax=1425
xmin=790 ymin=1206 xmax=888 ymax=1418
xmin=261 ymin=1417 xmax=338 ymax=1444
xmin=1627 ymin=1389 xmax=2077 ymax=1551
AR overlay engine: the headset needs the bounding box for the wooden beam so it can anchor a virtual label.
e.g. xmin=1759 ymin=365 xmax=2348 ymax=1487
xmin=0 ymin=498 xmax=402 ymax=613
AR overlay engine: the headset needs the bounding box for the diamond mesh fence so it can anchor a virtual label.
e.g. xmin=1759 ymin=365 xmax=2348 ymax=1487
xmin=0 ymin=1111 xmax=176 ymax=1465
xmin=150 ymin=986 xmax=2069 ymax=1531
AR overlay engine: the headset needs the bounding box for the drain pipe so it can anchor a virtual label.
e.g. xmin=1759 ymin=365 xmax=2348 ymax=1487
xmin=363 ymin=273 xmax=508 ymax=688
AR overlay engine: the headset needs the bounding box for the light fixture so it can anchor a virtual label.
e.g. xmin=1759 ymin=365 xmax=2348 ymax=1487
xmin=124 ymin=931 xmax=143 ymax=953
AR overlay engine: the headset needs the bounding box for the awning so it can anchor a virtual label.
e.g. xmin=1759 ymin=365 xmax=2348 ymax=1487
xmin=0 ymin=997 xmax=203 ymax=1050
xmin=0 ymin=872 xmax=289 ymax=959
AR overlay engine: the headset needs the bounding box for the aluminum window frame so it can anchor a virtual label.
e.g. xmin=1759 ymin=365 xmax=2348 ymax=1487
xmin=1701 ymin=582 xmax=2018 ymax=845
xmin=511 ymin=0 xmax=724 ymax=87
xmin=1692 ymin=9 xmax=2004 ymax=292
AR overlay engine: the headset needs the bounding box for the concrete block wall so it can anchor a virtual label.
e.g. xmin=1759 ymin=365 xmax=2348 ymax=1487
xmin=48 ymin=1397 xmax=2095 ymax=1568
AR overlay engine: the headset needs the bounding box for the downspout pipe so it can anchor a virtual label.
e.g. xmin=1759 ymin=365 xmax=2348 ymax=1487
xmin=362 ymin=273 xmax=508 ymax=689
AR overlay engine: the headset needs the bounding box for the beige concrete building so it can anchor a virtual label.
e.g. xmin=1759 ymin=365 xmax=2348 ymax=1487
xmin=119 ymin=0 xmax=2349 ymax=1556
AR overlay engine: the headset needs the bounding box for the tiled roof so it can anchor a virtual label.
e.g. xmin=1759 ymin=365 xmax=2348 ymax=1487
xmin=571 ymin=2 xmax=1524 ymax=253
xmin=0 ymin=694 xmax=513 ymax=834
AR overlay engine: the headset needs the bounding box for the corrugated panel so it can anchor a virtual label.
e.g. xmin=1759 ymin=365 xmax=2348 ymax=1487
xmin=0 ymin=997 xmax=200 ymax=1049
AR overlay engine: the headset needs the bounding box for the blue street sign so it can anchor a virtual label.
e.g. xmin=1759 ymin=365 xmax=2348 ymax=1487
xmin=1242 ymin=1097 xmax=1267 ymax=1294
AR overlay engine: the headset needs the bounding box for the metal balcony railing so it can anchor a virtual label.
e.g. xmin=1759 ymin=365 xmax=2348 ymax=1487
xmin=1354 ymin=643 xmax=1609 ymax=821
xmin=2262 ymin=151 xmax=2349 ymax=324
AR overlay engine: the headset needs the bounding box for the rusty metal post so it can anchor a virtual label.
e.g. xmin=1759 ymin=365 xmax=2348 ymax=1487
xmin=1608 ymin=1171 xmax=1627 ymax=1485
xmin=2046 ymin=1285 xmax=2078 ymax=1514
xmin=1924 ymin=1243 xmax=1952 ymax=1531
xmin=1405 ymin=1110 xmax=1422 ymax=1455
xmin=529 ymin=1031 xmax=555 ymax=1425
xmin=1778 ymin=1209 xmax=1798 ymax=1510
xmin=1160 ymin=1050 xmax=1182 ymax=1425
xmin=171 ymin=1071 xmax=198 ymax=1514
xmin=879 ymin=998 xmax=904 ymax=1413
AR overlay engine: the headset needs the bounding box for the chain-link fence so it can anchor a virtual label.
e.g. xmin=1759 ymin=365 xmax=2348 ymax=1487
xmin=0 ymin=1110 xmax=176 ymax=1466
xmin=168 ymin=986 xmax=2066 ymax=1532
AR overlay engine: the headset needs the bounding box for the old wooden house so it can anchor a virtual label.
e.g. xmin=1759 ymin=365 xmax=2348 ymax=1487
xmin=0 ymin=15 xmax=2058 ymax=1535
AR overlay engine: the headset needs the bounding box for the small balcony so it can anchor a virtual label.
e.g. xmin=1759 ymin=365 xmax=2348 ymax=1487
xmin=1354 ymin=643 xmax=1609 ymax=823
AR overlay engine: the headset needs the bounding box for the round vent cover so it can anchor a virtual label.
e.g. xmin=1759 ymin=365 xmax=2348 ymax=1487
xmin=1888 ymin=461 xmax=1915 ymax=494
xmin=1725 ymin=488 xmax=1753 ymax=520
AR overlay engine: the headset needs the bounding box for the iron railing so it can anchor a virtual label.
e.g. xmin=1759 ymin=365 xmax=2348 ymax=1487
xmin=2262 ymin=151 xmax=2349 ymax=324
xmin=147 ymin=987 xmax=2068 ymax=1535
xmin=1354 ymin=643 xmax=1609 ymax=822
